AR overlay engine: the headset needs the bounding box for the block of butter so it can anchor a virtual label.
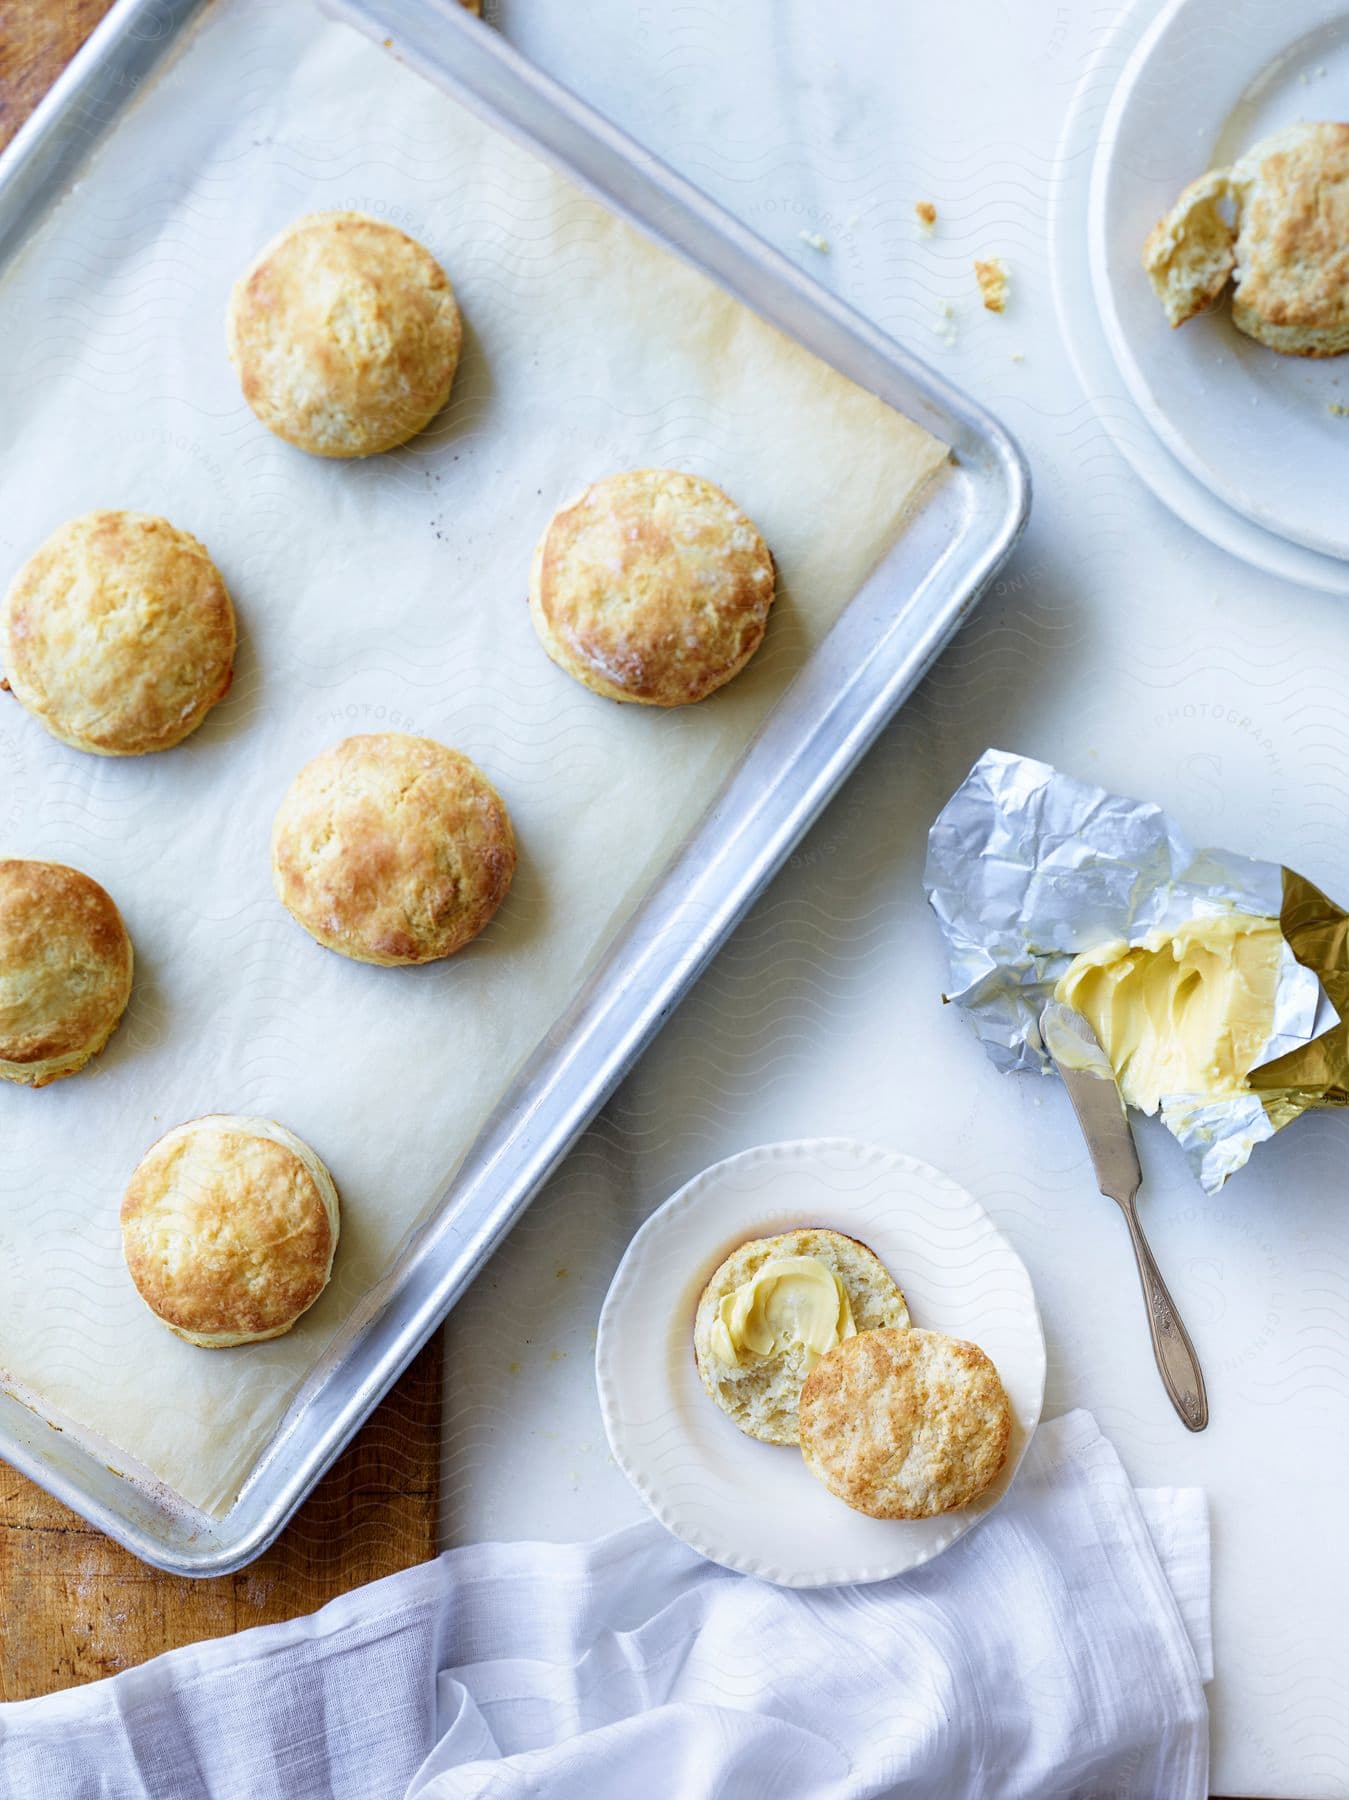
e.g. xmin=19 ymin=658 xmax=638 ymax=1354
xmin=925 ymin=749 xmax=1344 ymax=1191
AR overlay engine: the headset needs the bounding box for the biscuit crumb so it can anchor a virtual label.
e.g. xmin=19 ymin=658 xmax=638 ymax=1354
xmin=974 ymin=257 xmax=1009 ymax=313
xmin=933 ymin=300 xmax=958 ymax=347
xmin=1010 ymin=350 xmax=1025 ymax=363
xmin=915 ymin=200 xmax=937 ymax=234
xmin=1329 ymin=402 xmax=1349 ymax=416
xmin=799 ymin=230 xmax=830 ymax=253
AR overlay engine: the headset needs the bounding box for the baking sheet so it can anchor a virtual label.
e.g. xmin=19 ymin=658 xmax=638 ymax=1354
xmin=0 ymin=0 xmax=946 ymax=1514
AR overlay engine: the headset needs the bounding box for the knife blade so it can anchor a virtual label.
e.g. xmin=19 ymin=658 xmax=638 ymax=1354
xmin=1039 ymin=1000 xmax=1209 ymax=1432
xmin=1039 ymin=1000 xmax=1141 ymax=1206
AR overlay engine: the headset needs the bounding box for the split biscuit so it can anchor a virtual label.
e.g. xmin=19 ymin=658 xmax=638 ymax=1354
xmin=693 ymin=1228 xmax=909 ymax=1446
xmin=1144 ymin=121 xmax=1349 ymax=355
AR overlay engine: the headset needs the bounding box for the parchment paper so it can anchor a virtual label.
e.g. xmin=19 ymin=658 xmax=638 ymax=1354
xmin=0 ymin=0 xmax=946 ymax=1513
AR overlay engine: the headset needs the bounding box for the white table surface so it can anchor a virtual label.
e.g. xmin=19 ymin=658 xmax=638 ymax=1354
xmin=439 ymin=5 xmax=1349 ymax=1795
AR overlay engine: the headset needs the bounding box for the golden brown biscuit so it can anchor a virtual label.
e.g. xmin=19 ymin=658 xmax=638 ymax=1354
xmin=227 ymin=211 xmax=462 ymax=456
xmin=271 ymin=732 xmax=515 ymax=966
xmin=0 ymin=512 xmax=235 ymax=756
xmin=529 ymin=469 xmax=776 ymax=707
xmin=693 ymin=1228 xmax=910 ymax=1445
xmin=799 ymin=1326 xmax=1011 ymax=1520
xmin=121 ymin=1116 xmax=340 ymax=1348
xmin=1230 ymin=123 xmax=1349 ymax=355
xmin=1143 ymin=122 xmax=1349 ymax=355
xmin=0 ymin=859 xmax=133 ymax=1087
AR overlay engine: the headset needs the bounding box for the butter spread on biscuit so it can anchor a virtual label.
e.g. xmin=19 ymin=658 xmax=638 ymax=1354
xmin=708 ymin=1256 xmax=856 ymax=1369
xmin=1054 ymin=912 xmax=1282 ymax=1114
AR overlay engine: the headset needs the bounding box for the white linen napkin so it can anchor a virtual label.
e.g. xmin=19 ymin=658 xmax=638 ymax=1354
xmin=0 ymin=1411 xmax=1210 ymax=1799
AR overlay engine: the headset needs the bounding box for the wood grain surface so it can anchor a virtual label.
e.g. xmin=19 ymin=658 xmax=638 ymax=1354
xmin=0 ymin=0 xmax=119 ymax=152
xmin=0 ymin=1336 xmax=442 ymax=1700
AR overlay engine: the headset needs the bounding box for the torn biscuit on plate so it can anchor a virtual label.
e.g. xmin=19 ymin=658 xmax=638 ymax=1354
xmin=1143 ymin=121 xmax=1349 ymax=356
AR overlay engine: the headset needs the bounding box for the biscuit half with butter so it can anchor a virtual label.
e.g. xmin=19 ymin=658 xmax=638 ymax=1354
xmin=693 ymin=1228 xmax=909 ymax=1445
xmin=0 ymin=859 xmax=133 ymax=1087
xmin=121 ymin=1115 xmax=340 ymax=1348
xmin=530 ymin=469 xmax=776 ymax=707
xmin=799 ymin=1326 xmax=1011 ymax=1520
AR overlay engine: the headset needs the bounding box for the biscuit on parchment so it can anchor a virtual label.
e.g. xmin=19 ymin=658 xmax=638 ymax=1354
xmin=227 ymin=211 xmax=462 ymax=456
xmin=121 ymin=1115 xmax=340 ymax=1348
xmin=799 ymin=1325 xmax=1011 ymax=1519
xmin=529 ymin=469 xmax=776 ymax=707
xmin=0 ymin=859 xmax=133 ymax=1088
xmin=0 ymin=511 xmax=235 ymax=756
xmin=271 ymin=732 xmax=515 ymax=966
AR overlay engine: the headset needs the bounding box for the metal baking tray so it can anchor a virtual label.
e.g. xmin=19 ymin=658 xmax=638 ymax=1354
xmin=0 ymin=0 xmax=1028 ymax=1574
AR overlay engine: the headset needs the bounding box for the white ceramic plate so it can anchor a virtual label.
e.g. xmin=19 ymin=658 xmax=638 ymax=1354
xmin=1050 ymin=0 xmax=1349 ymax=595
xmin=1092 ymin=0 xmax=1349 ymax=560
xmin=595 ymin=1139 xmax=1045 ymax=1588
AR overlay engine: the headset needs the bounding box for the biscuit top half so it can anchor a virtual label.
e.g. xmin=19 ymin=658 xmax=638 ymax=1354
xmin=799 ymin=1326 xmax=1011 ymax=1520
xmin=227 ymin=210 xmax=462 ymax=457
xmin=0 ymin=511 xmax=235 ymax=756
xmin=0 ymin=858 xmax=133 ymax=1068
xmin=531 ymin=468 xmax=776 ymax=707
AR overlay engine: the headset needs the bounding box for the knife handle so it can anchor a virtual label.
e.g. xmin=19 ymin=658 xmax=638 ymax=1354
xmin=1118 ymin=1199 xmax=1209 ymax=1432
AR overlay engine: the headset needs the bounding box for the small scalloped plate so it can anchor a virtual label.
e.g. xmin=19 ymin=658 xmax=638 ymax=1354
xmin=595 ymin=1139 xmax=1045 ymax=1588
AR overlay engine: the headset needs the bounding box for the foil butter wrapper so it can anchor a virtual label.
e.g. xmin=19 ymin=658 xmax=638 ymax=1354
xmin=924 ymin=748 xmax=1348 ymax=1191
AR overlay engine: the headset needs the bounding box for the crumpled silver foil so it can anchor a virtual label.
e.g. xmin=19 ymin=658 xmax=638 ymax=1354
xmin=924 ymin=749 xmax=1339 ymax=1191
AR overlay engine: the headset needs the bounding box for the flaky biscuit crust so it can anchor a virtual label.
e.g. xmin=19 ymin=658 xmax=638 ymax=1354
xmin=271 ymin=732 xmax=516 ymax=966
xmin=1231 ymin=122 xmax=1349 ymax=356
xmin=227 ymin=211 xmax=462 ymax=456
xmin=1142 ymin=169 xmax=1237 ymax=328
xmin=0 ymin=511 xmax=235 ymax=756
xmin=693 ymin=1227 xmax=910 ymax=1445
xmin=799 ymin=1326 xmax=1011 ymax=1520
xmin=121 ymin=1116 xmax=339 ymax=1347
xmin=0 ymin=859 xmax=133 ymax=1087
xmin=529 ymin=469 xmax=776 ymax=707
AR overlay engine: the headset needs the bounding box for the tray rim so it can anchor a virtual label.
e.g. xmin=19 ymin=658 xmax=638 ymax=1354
xmin=0 ymin=0 xmax=1029 ymax=1574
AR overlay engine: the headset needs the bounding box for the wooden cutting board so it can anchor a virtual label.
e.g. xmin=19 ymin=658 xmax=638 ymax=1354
xmin=0 ymin=0 xmax=442 ymax=1704
xmin=0 ymin=1336 xmax=442 ymax=1700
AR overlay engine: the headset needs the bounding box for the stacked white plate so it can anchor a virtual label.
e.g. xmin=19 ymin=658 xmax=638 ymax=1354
xmin=1052 ymin=0 xmax=1349 ymax=593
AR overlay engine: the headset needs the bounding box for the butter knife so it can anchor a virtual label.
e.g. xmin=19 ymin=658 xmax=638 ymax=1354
xmin=1039 ymin=1001 xmax=1209 ymax=1433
